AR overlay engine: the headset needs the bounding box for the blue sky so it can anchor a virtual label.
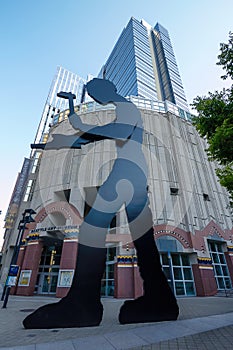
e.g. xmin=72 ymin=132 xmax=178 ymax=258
xmin=0 ymin=0 xmax=232 ymax=247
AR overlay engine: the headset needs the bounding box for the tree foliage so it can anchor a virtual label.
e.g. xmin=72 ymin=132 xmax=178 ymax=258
xmin=217 ymin=32 xmax=233 ymax=80
xmin=192 ymin=32 xmax=233 ymax=204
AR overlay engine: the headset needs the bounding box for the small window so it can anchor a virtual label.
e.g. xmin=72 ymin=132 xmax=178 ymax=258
xmin=203 ymin=193 xmax=210 ymax=201
xmin=170 ymin=188 xmax=179 ymax=195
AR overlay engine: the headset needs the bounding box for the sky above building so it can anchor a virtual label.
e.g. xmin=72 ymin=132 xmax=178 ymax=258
xmin=0 ymin=0 xmax=232 ymax=247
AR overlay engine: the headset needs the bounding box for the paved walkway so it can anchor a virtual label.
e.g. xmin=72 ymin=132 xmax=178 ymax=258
xmin=0 ymin=295 xmax=233 ymax=349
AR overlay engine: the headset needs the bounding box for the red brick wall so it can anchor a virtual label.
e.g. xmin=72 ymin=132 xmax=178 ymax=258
xmin=192 ymin=264 xmax=217 ymax=296
xmin=115 ymin=265 xmax=134 ymax=298
xmin=16 ymin=240 xmax=43 ymax=296
xmin=56 ymin=240 xmax=78 ymax=298
xmin=133 ymin=266 xmax=143 ymax=298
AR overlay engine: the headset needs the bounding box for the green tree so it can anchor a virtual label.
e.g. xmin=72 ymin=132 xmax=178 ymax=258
xmin=192 ymin=32 xmax=233 ymax=205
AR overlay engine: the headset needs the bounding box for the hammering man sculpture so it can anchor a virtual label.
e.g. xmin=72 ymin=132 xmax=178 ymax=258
xmin=24 ymin=78 xmax=179 ymax=329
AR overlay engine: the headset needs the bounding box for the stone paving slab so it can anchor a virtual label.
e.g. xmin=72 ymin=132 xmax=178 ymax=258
xmin=104 ymin=329 xmax=149 ymax=349
xmin=0 ymin=296 xmax=233 ymax=349
xmin=132 ymin=325 xmax=233 ymax=350
xmin=1 ymin=313 xmax=233 ymax=350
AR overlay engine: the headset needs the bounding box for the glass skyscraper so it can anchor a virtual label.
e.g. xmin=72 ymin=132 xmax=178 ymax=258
xmin=34 ymin=66 xmax=85 ymax=146
xmin=99 ymin=17 xmax=189 ymax=111
xmin=26 ymin=67 xmax=86 ymax=201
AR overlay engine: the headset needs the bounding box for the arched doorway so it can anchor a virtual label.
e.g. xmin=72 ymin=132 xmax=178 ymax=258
xmin=156 ymin=236 xmax=196 ymax=296
xmin=32 ymin=201 xmax=82 ymax=296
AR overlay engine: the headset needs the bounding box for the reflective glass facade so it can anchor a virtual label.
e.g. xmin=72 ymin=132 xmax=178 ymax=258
xmin=152 ymin=23 xmax=189 ymax=111
xmin=33 ymin=66 xmax=85 ymax=145
xmin=99 ymin=18 xmax=157 ymax=101
xmin=99 ymin=17 xmax=189 ymax=111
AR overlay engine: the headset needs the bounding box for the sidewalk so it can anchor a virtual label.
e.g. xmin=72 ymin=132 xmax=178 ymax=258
xmin=0 ymin=295 xmax=233 ymax=349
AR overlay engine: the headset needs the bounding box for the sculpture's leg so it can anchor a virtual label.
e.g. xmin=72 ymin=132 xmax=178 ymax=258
xmin=119 ymin=199 xmax=179 ymax=324
xmin=23 ymin=243 xmax=107 ymax=329
xmin=23 ymin=177 xmax=121 ymax=329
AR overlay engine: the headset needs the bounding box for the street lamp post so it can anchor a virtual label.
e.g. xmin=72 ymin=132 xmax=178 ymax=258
xmin=1 ymin=209 xmax=36 ymax=308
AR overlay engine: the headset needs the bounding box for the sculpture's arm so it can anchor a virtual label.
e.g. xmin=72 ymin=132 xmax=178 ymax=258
xmin=31 ymin=132 xmax=103 ymax=150
xmin=69 ymin=113 xmax=136 ymax=141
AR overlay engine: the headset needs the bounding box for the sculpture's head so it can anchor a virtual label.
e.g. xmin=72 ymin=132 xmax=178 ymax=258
xmin=86 ymin=78 xmax=117 ymax=105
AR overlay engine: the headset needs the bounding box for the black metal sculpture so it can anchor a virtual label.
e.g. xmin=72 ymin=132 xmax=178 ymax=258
xmin=23 ymin=78 xmax=179 ymax=329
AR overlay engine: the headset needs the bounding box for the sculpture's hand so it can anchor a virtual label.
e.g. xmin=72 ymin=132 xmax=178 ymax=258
xmin=45 ymin=134 xmax=81 ymax=150
xmin=68 ymin=112 xmax=92 ymax=132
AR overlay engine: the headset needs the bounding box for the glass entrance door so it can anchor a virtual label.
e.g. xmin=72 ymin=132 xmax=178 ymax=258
xmin=38 ymin=273 xmax=59 ymax=294
xmin=208 ymin=241 xmax=232 ymax=290
xmin=35 ymin=244 xmax=62 ymax=295
xmin=160 ymin=252 xmax=195 ymax=296
xmin=101 ymin=247 xmax=116 ymax=297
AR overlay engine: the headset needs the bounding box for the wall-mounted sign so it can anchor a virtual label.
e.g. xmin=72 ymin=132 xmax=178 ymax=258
xmin=9 ymin=265 xmax=19 ymax=276
xmin=58 ymin=270 xmax=74 ymax=287
xmin=18 ymin=270 xmax=32 ymax=286
xmin=30 ymin=225 xmax=79 ymax=234
xmin=6 ymin=276 xmax=17 ymax=286
xmin=6 ymin=265 xmax=20 ymax=286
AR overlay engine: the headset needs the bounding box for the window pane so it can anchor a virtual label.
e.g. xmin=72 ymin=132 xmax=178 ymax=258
xmin=222 ymin=265 xmax=229 ymax=276
xmin=172 ymin=254 xmax=180 ymax=266
xmin=168 ymin=281 xmax=173 ymax=291
xmin=181 ymin=255 xmax=190 ymax=266
xmin=225 ymin=278 xmax=232 ymax=289
xmin=175 ymin=282 xmax=185 ymax=295
xmin=101 ymin=280 xmax=106 ymax=295
xmin=163 ymin=267 xmax=171 ymax=280
xmin=107 ymin=248 xmax=116 ymax=261
xmin=108 ymin=265 xmax=114 ymax=279
xmin=50 ymin=276 xmax=58 ymax=293
xmin=53 ymin=255 xmax=61 ymax=265
xmin=215 ymin=265 xmax=222 ymax=276
xmin=183 ymin=268 xmax=192 ymax=280
xmin=185 ymin=282 xmax=195 ymax=296
xmin=51 ymin=267 xmax=59 ymax=273
xmin=212 ymin=253 xmax=219 ymax=264
xmin=219 ymin=254 xmax=226 ymax=264
xmin=173 ymin=267 xmax=182 ymax=280
xmin=217 ymin=244 xmax=223 ymax=253
xmin=161 ymin=253 xmax=169 ymax=266
xmin=107 ymin=280 xmax=114 ymax=296
xmin=218 ymin=278 xmax=225 ymax=289
xmin=209 ymin=242 xmax=216 ymax=251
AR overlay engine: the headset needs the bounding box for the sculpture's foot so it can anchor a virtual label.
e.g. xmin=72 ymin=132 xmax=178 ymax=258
xmin=118 ymin=296 xmax=179 ymax=324
xmin=23 ymin=298 xmax=103 ymax=329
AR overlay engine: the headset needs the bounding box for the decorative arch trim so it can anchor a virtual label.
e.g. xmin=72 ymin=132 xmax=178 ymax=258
xmin=194 ymin=220 xmax=233 ymax=252
xmin=35 ymin=201 xmax=83 ymax=226
xmin=153 ymin=224 xmax=192 ymax=248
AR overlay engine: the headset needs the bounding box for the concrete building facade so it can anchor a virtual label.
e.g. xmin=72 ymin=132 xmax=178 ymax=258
xmin=7 ymin=98 xmax=233 ymax=299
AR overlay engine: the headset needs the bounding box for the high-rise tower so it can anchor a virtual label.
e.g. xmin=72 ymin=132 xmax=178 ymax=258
xmin=99 ymin=17 xmax=189 ymax=111
xmin=33 ymin=66 xmax=85 ymax=146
